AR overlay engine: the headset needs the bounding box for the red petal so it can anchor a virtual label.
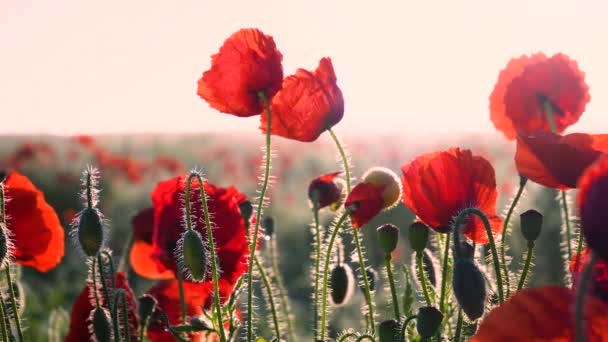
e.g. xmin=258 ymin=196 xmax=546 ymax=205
xmin=344 ymin=182 xmax=385 ymax=228
xmin=577 ymin=155 xmax=608 ymax=261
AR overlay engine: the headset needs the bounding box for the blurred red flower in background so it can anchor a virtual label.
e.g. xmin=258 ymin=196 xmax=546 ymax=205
xmin=197 ymin=28 xmax=284 ymax=117
xmin=401 ymin=148 xmax=501 ymax=244
xmin=261 ymin=58 xmax=344 ymax=142
xmin=490 ymin=53 xmax=589 ymax=140
xmin=577 ymin=154 xmax=608 ymax=261
xmin=2 ymin=171 xmax=64 ymax=272
xmin=571 ymin=249 xmax=608 ymax=302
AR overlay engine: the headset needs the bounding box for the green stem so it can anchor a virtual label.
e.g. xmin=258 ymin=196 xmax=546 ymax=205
xmin=112 ymin=291 xmax=122 ymax=342
xmin=97 ymin=253 xmax=112 ymax=309
xmin=561 ymin=191 xmax=573 ymax=261
xmin=454 ymin=309 xmax=463 ymax=342
xmin=86 ymin=170 xmax=93 ymax=209
xmin=517 ymin=243 xmax=534 ymax=290
xmin=416 ymin=252 xmax=432 ymax=306
xmin=400 ymin=315 xmax=418 ymax=340
xmin=439 ymin=233 xmax=450 ymax=314
xmin=328 ymin=129 xmax=351 ymax=193
xmin=92 ymin=258 xmax=101 ymax=308
xmin=543 ymin=101 xmax=558 ymax=134
xmin=5 ymin=268 xmax=23 ymax=342
xmin=120 ymin=292 xmax=131 ymax=342
xmin=0 ymin=295 xmax=8 ymax=342
xmin=254 ymin=256 xmax=280 ymax=339
xmin=355 ymin=334 xmax=376 ymax=342
xmin=575 ymin=251 xmax=597 ymax=342
xmin=499 ymin=177 xmax=527 ymax=298
xmin=0 ymin=188 xmax=10 ymax=342
xmin=319 ymin=211 xmax=350 ymax=340
xmin=176 ymin=266 xmax=186 ymax=325
xmin=312 ymin=205 xmax=321 ymax=337
xmin=384 ymin=254 xmax=400 ymax=320
xmin=268 ymin=234 xmax=294 ymax=341
xmin=453 ymin=208 xmax=504 ymax=303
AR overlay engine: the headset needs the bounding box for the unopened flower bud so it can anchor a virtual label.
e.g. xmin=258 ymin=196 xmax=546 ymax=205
xmin=138 ymin=294 xmax=157 ymax=327
xmin=361 ymin=167 xmax=402 ymax=210
xmin=378 ymin=319 xmax=399 ymax=342
xmin=190 ymin=317 xmax=211 ymax=331
xmin=179 ymin=229 xmax=207 ymax=282
xmin=416 ymin=306 xmax=443 ymax=338
xmin=452 ymin=259 xmax=486 ymax=320
xmin=262 ymin=216 xmax=274 ymax=238
xmin=377 ymin=223 xmax=399 ymax=254
xmin=308 ymin=172 xmax=344 ymax=210
xmin=78 ymin=208 xmax=104 ymax=257
xmin=239 ymin=200 xmax=254 ymax=222
xmin=408 ymin=221 xmax=429 ymax=253
xmin=330 ymin=264 xmax=354 ymax=306
xmin=520 ymin=209 xmax=543 ymax=243
xmin=91 ymin=307 xmax=112 ymax=342
xmin=457 ymin=240 xmax=475 ymax=260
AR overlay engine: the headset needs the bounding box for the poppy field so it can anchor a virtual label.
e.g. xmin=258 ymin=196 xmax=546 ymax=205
xmin=1 ymin=28 xmax=608 ymax=342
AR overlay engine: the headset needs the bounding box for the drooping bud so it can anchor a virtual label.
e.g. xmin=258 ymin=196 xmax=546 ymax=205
xmin=308 ymin=171 xmax=344 ymax=210
xmin=452 ymin=259 xmax=487 ymax=320
xmin=361 ymin=167 xmax=402 ymax=210
xmin=77 ymin=208 xmax=104 ymax=257
xmin=377 ymin=223 xmax=399 ymax=254
xmin=91 ymin=307 xmax=112 ymax=342
xmin=262 ymin=216 xmax=275 ymax=238
xmin=408 ymin=221 xmax=429 ymax=253
xmin=138 ymin=294 xmax=157 ymax=328
xmin=457 ymin=240 xmax=475 ymax=260
xmin=239 ymin=200 xmax=254 ymax=222
xmin=416 ymin=306 xmax=443 ymax=338
xmin=330 ymin=264 xmax=354 ymax=306
xmin=378 ymin=319 xmax=399 ymax=342
xmin=520 ymin=209 xmax=543 ymax=243
xmin=178 ymin=229 xmax=207 ymax=282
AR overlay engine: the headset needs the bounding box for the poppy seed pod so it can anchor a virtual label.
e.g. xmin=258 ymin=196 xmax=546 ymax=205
xmin=377 ymin=223 xmax=399 ymax=254
xmin=262 ymin=216 xmax=275 ymax=238
xmin=91 ymin=307 xmax=112 ymax=342
xmin=362 ymin=167 xmax=402 ymax=210
xmin=239 ymin=200 xmax=254 ymax=222
xmin=408 ymin=222 xmax=429 ymax=253
xmin=179 ymin=229 xmax=207 ymax=282
xmin=452 ymin=258 xmax=487 ymax=321
xmin=77 ymin=208 xmax=104 ymax=257
xmin=416 ymin=306 xmax=443 ymax=338
xmin=378 ymin=319 xmax=399 ymax=342
xmin=520 ymin=209 xmax=543 ymax=243
xmin=138 ymin=294 xmax=157 ymax=327
xmin=330 ymin=264 xmax=354 ymax=306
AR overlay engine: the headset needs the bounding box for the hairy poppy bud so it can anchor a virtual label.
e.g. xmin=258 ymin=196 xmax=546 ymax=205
xmin=179 ymin=229 xmax=207 ymax=281
xmin=138 ymin=294 xmax=157 ymax=327
xmin=361 ymin=167 xmax=402 ymax=210
xmin=416 ymin=306 xmax=443 ymax=338
xmin=262 ymin=216 xmax=274 ymax=238
xmin=239 ymin=200 xmax=254 ymax=222
xmin=91 ymin=307 xmax=112 ymax=342
xmin=457 ymin=240 xmax=475 ymax=260
xmin=78 ymin=208 xmax=104 ymax=257
xmin=330 ymin=264 xmax=354 ymax=306
xmin=520 ymin=209 xmax=543 ymax=243
xmin=377 ymin=223 xmax=399 ymax=254
xmin=378 ymin=319 xmax=399 ymax=342
xmin=452 ymin=258 xmax=486 ymax=320
xmin=308 ymin=172 xmax=344 ymax=210
xmin=408 ymin=221 xmax=429 ymax=253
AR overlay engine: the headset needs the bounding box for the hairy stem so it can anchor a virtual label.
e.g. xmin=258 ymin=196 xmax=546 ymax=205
xmin=312 ymin=205 xmax=321 ymax=337
xmin=517 ymin=243 xmax=534 ymax=290
xmin=254 ymin=256 xmax=280 ymax=339
xmin=561 ymin=191 xmax=573 ymax=261
xmin=416 ymin=252 xmax=432 ymax=306
xmin=575 ymin=252 xmax=597 ymax=342
xmin=384 ymin=254 xmax=400 ymax=320
xmin=268 ymin=235 xmax=295 ymax=341
xmin=439 ymin=233 xmax=451 ymax=313
xmin=499 ymin=177 xmax=527 ymax=297
xmin=4 ymin=268 xmax=23 ymax=342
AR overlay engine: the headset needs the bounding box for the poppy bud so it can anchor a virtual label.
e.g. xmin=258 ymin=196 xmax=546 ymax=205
xmin=408 ymin=222 xmax=429 ymax=253
xmin=138 ymin=294 xmax=157 ymax=327
xmin=416 ymin=306 xmax=443 ymax=338
xmin=190 ymin=317 xmax=211 ymax=331
xmin=361 ymin=167 xmax=402 ymax=210
xmin=239 ymin=200 xmax=254 ymax=222
xmin=330 ymin=264 xmax=354 ymax=306
xmin=456 ymin=240 xmax=475 ymax=260
xmin=377 ymin=223 xmax=399 ymax=254
xmin=378 ymin=319 xmax=399 ymax=342
xmin=262 ymin=216 xmax=274 ymax=238
xmin=91 ymin=307 xmax=112 ymax=342
xmin=452 ymin=258 xmax=486 ymax=320
xmin=520 ymin=209 xmax=543 ymax=243
xmin=179 ymin=229 xmax=207 ymax=282
xmin=422 ymin=250 xmax=437 ymax=287
xmin=308 ymin=172 xmax=344 ymax=210
xmin=78 ymin=208 xmax=104 ymax=257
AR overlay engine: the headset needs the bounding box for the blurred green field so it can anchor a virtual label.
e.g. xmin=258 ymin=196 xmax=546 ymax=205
xmin=0 ymin=132 xmax=572 ymax=341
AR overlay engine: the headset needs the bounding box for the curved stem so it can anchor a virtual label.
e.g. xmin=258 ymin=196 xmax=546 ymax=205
xmin=5 ymin=268 xmax=23 ymax=342
xmin=328 ymin=129 xmax=351 ymax=193
xmin=254 ymin=256 xmax=280 ymax=339
xmin=338 ymin=333 xmax=357 ymax=342
xmin=355 ymin=334 xmax=376 ymax=342
xmin=561 ymin=191 xmax=573 ymax=261
xmin=268 ymin=235 xmax=294 ymax=341
xmin=400 ymin=315 xmax=418 ymax=340
xmin=499 ymin=177 xmax=527 ymax=297
xmin=312 ymin=205 xmax=321 ymax=337
xmin=319 ymin=211 xmax=350 ymax=340
xmin=454 ymin=309 xmax=463 ymax=342
xmin=575 ymin=251 xmax=597 ymax=342
xmin=385 ymin=254 xmax=400 ymax=320
xmin=439 ymin=233 xmax=451 ymax=314
xmin=453 ymin=208 xmax=504 ymax=303
xmin=416 ymin=252 xmax=432 ymax=306
xmin=246 ymin=91 xmax=273 ymax=341
xmin=517 ymin=243 xmax=534 ymax=290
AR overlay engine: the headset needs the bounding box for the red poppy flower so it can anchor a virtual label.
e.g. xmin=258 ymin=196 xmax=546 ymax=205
xmin=146 ymin=279 xmax=234 ymax=342
xmin=471 ymin=287 xmax=608 ymax=341
xmin=260 ymin=57 xmax=344 ymax=142
xmin=344 ymin=183 xmax=385 ymax=229
xmin=197 ymin=28 xmax=284 ymax=117
xmin=571 ymin=249 xmax=608 ymax=302
xmin=66 ymin=272 xmax=139 ymax=342
xmin=490 ymin=53 xmax=589 ymax=140
xmin=401 ymin=148 xmax=502 ymax=244
xmin=308 ymin=171 xmax=343 ymax=209
xmin=516 ymin=131 xmax=608 ymax=189
xmin=2 ymin=171 xmax=64 ymax=272
xmin=577 ymin=155 xmax=608 ymax=261
xmin=130 ymin=176 xmax=250 ymax=286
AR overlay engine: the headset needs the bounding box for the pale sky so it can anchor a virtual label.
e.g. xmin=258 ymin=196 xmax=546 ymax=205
xmin=1 ymin=1 xmax=606 ymax=136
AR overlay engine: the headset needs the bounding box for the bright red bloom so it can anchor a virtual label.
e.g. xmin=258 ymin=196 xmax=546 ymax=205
xmin=490 ymin=53 xmax=590 ymax=140
xmin=261 ymin=58 xmax=344 ymax=142
xmin=66 ymin=272 xmax=139 ymax=342
xmin=401 ymin=148 xmax=502 ymax=244
xmin=578 ymin=155 xmax=608 ymax=260
xmin=471 ymin=287 xmax=608 ymax=341
xmin=344 ymin=182 xmax=385 ymax=229
xmin=2 ymin=171 xmax=64 ymax=272
xmin=197 ymin=28 xmax=284 ymax=117
xmin=308 ymin=171 xmax=343 ymax=209
xmin=516 ymin=131 xmax=608 ymax=189
xmin=571 ymin=249 xmax=608 ymax=302
xmin=130 ymin=176 xmax=250 ymax=286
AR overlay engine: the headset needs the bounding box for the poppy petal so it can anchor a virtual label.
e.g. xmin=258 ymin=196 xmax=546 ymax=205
xmin=344 ymin=183 xmax=385 ymax=228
